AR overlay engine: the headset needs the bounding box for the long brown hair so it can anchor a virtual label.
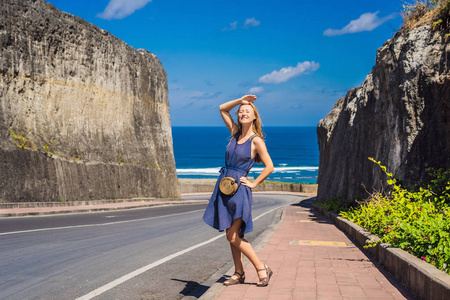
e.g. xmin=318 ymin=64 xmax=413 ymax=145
xmin=234 ymin=102 xmax=265 ymax=163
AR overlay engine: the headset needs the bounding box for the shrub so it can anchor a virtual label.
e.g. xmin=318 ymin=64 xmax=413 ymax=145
xmin=340 ymin=158 xmax=450 ymax=274
xmin=9 ymin=128 xmax=37 ymax=150
xmin=402 ymin=0 xmax=450 ymax=29
xmin=317 ymin=198 xmax=348 ymax=213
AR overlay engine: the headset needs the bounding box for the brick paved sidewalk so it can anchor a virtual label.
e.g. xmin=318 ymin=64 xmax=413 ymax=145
xmin=216 ymin=198 xmax=414 ymax=300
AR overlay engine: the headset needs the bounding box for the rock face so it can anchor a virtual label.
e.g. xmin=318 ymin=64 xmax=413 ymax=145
xmin=317 ymin=25 xmax=450 ymax=203
xmin=0 ymin=0 xmax=180 ymax=202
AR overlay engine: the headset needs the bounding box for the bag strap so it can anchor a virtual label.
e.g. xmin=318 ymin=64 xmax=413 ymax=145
xmin=224 ymin=133 xmax=258 ymax=177
xmin=225 ymin=137 xmax=238 ymax=177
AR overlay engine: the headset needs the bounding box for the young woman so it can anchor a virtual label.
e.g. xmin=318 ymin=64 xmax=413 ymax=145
xmin=203 ymin=95 xmax=274 ymax=287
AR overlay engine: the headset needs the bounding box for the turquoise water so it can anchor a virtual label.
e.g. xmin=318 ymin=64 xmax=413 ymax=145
xmin=172 ymin=126 xmax=319 ymax=184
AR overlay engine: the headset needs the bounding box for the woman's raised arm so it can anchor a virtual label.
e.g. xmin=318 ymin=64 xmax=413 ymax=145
xmin=219 ymin=95 xmax=256 ymax=135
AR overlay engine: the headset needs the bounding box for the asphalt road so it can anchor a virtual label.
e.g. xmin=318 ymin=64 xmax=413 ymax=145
xmin=0 ymin=194 xmax=304 ymax=299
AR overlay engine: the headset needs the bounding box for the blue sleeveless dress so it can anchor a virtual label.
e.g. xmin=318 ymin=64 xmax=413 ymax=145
xmin=203 ymin=135 xmax=257 ymax=238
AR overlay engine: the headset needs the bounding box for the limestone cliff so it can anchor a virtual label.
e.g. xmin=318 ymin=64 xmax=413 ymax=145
xmin=317 ymin=25 xmax=450 ymax=203
xmin=0 ymin=0 xmax=180 ymax=202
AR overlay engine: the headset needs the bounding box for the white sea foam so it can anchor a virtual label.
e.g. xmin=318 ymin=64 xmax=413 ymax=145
xmin=251 ymin=166 xmax=318 ymax=172
xmin=176 ymin=166 xmax=318 ymax=176
xmin=176 ymin=167 xmax=221 ymax=175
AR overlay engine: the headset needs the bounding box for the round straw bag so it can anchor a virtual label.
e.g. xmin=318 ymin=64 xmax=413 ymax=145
xmin=219 ymin=177 xmax=238 ymax=196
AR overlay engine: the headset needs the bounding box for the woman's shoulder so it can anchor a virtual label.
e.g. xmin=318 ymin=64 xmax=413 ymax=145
xmin=230 ymin=124 xmax=240 ymax=136
xmin=251 ymin=135 xmax=265 ymax=145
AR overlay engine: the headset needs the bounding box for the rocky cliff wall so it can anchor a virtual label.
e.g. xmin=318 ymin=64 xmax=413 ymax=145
xmin=317 ymin=25 xmax=450 ymax=203
xmin=0 ymin=0 xmax=180 ymax=202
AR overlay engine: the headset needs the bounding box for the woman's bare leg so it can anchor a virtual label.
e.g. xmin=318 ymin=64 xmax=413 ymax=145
xmin=226 ymin=218 xmax=267 ymax=279
xmin=228 ymin=243 xmax=244 ymax=281
xmin=230 ymin=243 xmax=243 ymax=272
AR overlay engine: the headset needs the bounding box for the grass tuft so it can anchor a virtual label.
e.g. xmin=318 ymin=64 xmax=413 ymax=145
xmin=402 ymin=0 xmax=450 ymax=30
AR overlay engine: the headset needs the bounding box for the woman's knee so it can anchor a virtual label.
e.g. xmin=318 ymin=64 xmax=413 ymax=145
xmin=226 ymin=230 xmax=240 ymax=245
xmin=226 ymin=231 xmax=235 ymax=243
xmin=226 ymin=218 xmax=242 ymax=244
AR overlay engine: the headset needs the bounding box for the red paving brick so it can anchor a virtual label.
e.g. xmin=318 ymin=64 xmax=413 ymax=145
xmin=215 ymin=198 xmax=414 ymax=300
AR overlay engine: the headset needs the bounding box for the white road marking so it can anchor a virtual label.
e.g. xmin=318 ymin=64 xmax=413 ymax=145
xmin=0 ymin=209 xmax=205 ymax=236
xmin=253 ymin=205 xmax=283 ymax=221
xmin=76 ymin=204 xmax=287 ymax=300
xmin=76 ymin=233 xmax=225 ymax=300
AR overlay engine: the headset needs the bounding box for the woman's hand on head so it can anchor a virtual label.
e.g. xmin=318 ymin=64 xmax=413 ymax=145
xmin=240 ymin=95 xmax=257 ymax=105
xmin=240 ymin=176 xmax=257 ymax=189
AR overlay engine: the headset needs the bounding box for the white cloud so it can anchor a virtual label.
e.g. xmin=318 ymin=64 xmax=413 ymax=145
xmin=222 ymin=21 xmax=238 ymax=31
xmin=244 ymin=17 xmax=261 ymax=28
xmin=168 ymin=88 xmax=223 ymax=110
xmin=259 ymin=61 xmax=320 ymax=84
xmin=323 ymin=12 xmax=396 ymax=36
xmin=190 ymin=91 xmax=222 ymax=100
xmin=97 ymin=0 xmax=152 ymax=20
xmin=248 ymin=87 xmax=265 ymax=94
xmin=223 ymin=17 xmax=260 ymax=31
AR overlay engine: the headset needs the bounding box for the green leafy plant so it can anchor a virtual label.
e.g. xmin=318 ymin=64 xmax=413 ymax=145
xmin=433 ymin=18 xmax=443 ymax=29
xmin=71 ymin=148 xmax=83 ymax=162
xmin=434 ymin=0 xmax=450 ymax=32
xmin=340 ymin=158 xmax=450 ymax=274
xmin=317 ymin=198 xmax=347 ymax=213
xmin=9 ymin=128 xmax=36 ymax=150
xmin=425 ymin=168 xmax=450 ymax=206
xmin=42 ymin=138 xmax=57 ymax=158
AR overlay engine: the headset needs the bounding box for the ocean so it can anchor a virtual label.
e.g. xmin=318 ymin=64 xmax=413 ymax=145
xmin=172 ymin=126 xmax=319 ymax=184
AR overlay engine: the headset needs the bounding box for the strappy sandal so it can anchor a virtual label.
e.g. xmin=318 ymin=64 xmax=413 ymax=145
xmin=223 ymin=271 xmax=245 ymax=286
xmin=256 ymin=265 xmax=273 ymax=287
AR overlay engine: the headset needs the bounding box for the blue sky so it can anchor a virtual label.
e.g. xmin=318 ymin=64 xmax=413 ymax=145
xmin=47 ymin=0 xmax=404 ymax=126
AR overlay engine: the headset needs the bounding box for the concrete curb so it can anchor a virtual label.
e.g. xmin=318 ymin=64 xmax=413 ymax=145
xmin=0 ymin=192 xmax=314 ymax=218
xmin=181 ymin=191 xmax=315 ymax=197
xmin=179 ymin=179 xmax=318 ymax=194
xmin=313 ymin=203 xmax=450 ymax=300
xmin=0 ymin=198 xmax=159 ymax=209
xmin=0 ymin=200 xmax=208 ymax=217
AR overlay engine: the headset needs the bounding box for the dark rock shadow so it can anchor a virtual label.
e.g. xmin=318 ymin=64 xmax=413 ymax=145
xmin=175 ymin=273 xmax=259 ymax=298
xmin=291 ymin=197 xmax=332 ymax=224
xmin=342 ymin=240 xmax=415 ymax=300
xmin=171 ymin=278 xmax=208 ymax=298
xmin=291 ymin=197 xmax=316 ymax=208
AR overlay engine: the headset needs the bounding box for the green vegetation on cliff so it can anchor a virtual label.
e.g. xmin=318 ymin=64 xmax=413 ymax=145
xmin=403 ymin=0 xmax=450 ymax=36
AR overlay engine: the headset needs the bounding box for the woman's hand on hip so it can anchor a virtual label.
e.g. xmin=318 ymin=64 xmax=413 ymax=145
xmin=240 ymin=176 xmax=256 ymax=189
